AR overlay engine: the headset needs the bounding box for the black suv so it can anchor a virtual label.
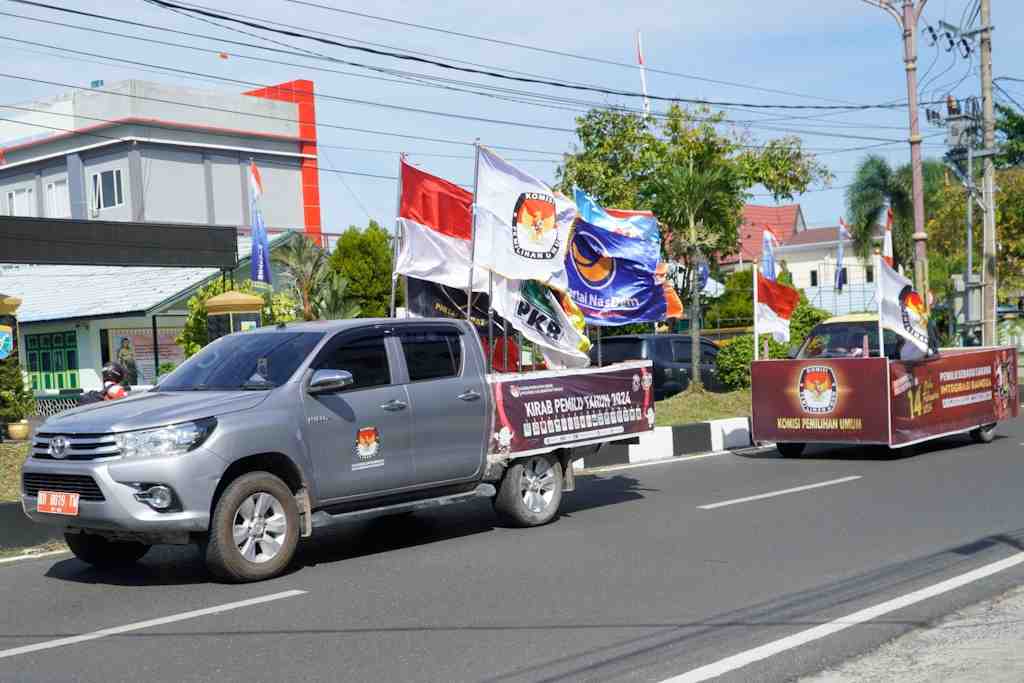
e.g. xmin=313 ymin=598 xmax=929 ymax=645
xmin=589 ymin=334 xmax=723 ymax=399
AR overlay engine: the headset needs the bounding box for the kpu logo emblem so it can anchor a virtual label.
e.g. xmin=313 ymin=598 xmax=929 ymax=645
xmin=354 ymin=427 xmax=380 ymax=461
xmin=899 ymin=286 xmax=930 ymax=347
xmin=798 ymin=365 xmax=838 ymax=414
xmin=571 ymin=230 xmax=615 ymax=289
xmin=511 ymin=192 xmax=561 ymax=261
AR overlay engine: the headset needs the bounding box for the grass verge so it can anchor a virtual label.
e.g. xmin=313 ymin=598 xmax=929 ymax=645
xmin=0 ymin=540 xmax=67 ymax=560
xmin=0 ymin=441 xmax=28 ymax=502
xmin=655 ymin=388 xmax=752 ymax=427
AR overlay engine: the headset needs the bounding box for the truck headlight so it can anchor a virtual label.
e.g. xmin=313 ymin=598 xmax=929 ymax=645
xmin=116 ymin=418 xmax=216 ymax=459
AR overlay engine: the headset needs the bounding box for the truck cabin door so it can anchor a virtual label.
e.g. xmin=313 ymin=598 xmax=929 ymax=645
xmin=397 ymin=325 xmax=488 ymax=485
xmin=301 ymin=329 xmax=414 ymax=502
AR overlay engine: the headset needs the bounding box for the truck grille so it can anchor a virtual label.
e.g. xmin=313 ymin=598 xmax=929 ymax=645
xmin=22 ymin=473 xmax=106 ymax=501
xmin=33 ymin=433 xmax=121 ymax=461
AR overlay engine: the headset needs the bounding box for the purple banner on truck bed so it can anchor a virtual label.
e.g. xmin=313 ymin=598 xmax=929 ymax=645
xmin=489 ymin=363 xmax=655 ymax=457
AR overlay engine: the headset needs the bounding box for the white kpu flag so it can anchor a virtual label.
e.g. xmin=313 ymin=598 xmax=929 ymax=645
xmin=473 ymin=146 xmax=576 ymax=284
xmin=877 ymin=256 xmax=930 ymax=355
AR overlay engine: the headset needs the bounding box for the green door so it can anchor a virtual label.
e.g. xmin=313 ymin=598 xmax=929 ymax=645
xmin=25 ymin=331 xmax=79 ymax=391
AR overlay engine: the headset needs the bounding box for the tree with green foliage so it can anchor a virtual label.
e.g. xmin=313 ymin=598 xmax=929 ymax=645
xmin=845 ymin=155 xmax=946 ymax=268
xmin=177 ymin=279 xmax=298 ymax=358
xmin=317 ymin=271 xmax=363 ymax=320
xmin=639 ymin=106 xmax=828 ymax=391
xmin=328 ymin=220 xmax=396 ymax=318
xmin=996 ymin=103 xmax=1024 ymax=169
xmin=273 ymin=236 xmax=328 ymax=321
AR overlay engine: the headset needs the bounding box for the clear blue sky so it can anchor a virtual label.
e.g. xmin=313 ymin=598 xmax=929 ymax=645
xmin=3 ymin=0 xmax=1022 ymax=236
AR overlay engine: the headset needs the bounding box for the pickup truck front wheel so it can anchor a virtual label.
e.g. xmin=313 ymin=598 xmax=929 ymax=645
xmin=494 ymin=455 xmax=563 ymax=527
xmin=204 ymin=472 xmax=299 ymax=583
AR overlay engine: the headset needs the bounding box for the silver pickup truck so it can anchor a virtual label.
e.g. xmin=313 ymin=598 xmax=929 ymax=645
xmin=22 ymin=318 xmax=654 ymax=582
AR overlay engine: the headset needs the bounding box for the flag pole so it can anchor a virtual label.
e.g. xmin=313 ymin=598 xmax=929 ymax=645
xmin=636 ymin=31 xmax=651 ymax=117
xmin=466 ymin=141 xmax=481 ymax=319
xmin=389 ymin=153 xmax=405 ymax=318
xmin=753 ymin=263 xmax=759 ymax=362
xmin=876 ymin=253 xmax=885 ymax=359
xmin=597 ymin=325 xmax=603 ymax=366
xmin=487 ymin=271 xmax=494 ymax=373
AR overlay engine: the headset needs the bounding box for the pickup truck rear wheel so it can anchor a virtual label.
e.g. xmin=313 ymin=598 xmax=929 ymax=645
xmin=65 ymin=533 xmax=150 ymax=568
xmin=494 ymin=455 xmax=563 ymax=527
xmin=204 ymin=472 xmax=299 ymax=583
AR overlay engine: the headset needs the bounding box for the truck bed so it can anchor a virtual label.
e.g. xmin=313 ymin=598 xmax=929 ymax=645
xmin=486 ymin=360 xmax=655 ymax=459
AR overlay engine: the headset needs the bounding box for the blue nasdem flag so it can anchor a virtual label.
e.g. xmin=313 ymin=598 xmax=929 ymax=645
xmin=835 ymin=218 xmax=851 ymax=291
xmin=566 ymin=218 xmax=682 ymax=326
xmin=248 ymin=161 xmax=272 ymax=286
xmin=761 ymin=226 xmax=778 ymax=281
xmin=573 ymin=187 xmax=660 ymax=243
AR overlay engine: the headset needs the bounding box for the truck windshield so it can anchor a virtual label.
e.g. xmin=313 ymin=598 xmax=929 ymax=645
xmin=158 ymin=332 xmax=324 ymax=391
xmin=798 ymin=323 xmax=898 ymax=359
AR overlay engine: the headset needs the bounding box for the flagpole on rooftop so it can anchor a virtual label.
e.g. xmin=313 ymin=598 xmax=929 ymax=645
xmin=389 ymin=153 xmax=406 ymax=318
xmin=466 ymin=141 xmax=481 ymax=319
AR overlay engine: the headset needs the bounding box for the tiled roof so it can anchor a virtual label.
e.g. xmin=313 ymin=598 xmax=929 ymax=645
xmin=781 ymin=226 xmax=844 ymax=247
xmin=1 ymin=232 xmax=293 ymax=323
xmin=720 ymin=204 xmax=803 ymax=265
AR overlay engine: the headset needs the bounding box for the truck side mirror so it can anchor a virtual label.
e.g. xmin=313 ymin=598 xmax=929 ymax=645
xmin=308 ymin=369 xmax=355 ymax=395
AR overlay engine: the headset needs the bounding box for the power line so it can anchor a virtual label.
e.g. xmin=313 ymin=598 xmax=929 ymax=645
xmin=143 ymin=0 xmax=943 ymax=112
xmin=279 ymin=0 xmax=862 ymax=106
xmin=0 ymin=6 xmax=926 ymax=141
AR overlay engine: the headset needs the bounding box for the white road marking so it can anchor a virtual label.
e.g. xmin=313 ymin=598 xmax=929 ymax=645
xmin=660 ymin=551 xmax=1024 ymax=682
xmin=0 ymin=589 xmax=306 ymax=660
xmin=0 ymin=549 xmax=70 ymax=566
xmin=579 ymin=446 xmax=778 ymax=475
xmin=697 ymin=476 xmax=862 ymax=510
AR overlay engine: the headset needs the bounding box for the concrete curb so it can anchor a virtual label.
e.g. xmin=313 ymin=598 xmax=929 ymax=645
xmin=0 ymin=501 xmax=62 ymax=550
xmin=575 ymin=417 xmax=752 ymax=469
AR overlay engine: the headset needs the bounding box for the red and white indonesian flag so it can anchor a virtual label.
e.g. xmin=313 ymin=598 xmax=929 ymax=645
xmin=474 ymin=146 xmax=577 ymax=284
xmin=755 ymin=273 xmax=800 ymax=343
xmin=878 ymin=256 xmax=929 ymax=354
xmin=395 ymin=160 xmax=487 ymax=290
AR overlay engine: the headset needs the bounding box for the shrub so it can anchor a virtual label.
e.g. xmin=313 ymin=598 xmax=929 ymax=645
xmin=0 ymin=352 xmax=35 ymax=422
xmin=790 ymin=301 xmax=831 ymax=343
xmin=716 ymin=334 xmax=789 ymax=389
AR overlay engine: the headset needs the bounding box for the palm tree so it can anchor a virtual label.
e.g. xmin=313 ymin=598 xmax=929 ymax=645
xmin=644 ymin=155 xmax=745 ymax=392
xmin=845 ymin=155 xmax=946 ymax=267
xmin=317 ymin=271 xmax=362 ymax=320
xmin=272 ymin=236 xmax=327 ymax=321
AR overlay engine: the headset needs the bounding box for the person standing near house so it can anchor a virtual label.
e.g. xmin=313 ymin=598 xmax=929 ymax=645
xmin=116 ymin=337 xmax=139 ymax=385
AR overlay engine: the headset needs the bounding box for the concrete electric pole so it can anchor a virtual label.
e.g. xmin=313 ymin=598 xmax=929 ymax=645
xmin=862 ymin=0 xmax=930 ymax=305
xmin=978 ymin=0 xmax=997 ymax=345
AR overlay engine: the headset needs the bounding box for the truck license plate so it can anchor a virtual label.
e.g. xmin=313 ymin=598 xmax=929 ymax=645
xmin=36 ymin=491 xmax=80 ymax=516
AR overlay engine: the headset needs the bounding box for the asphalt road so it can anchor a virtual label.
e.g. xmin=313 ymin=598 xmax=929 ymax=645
xmin=2 ymin=417 xmax=1024 ymax=682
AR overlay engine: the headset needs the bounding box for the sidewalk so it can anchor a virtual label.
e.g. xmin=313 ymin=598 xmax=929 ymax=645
xmin=804 ymin=583 xmax=1024 ymax=682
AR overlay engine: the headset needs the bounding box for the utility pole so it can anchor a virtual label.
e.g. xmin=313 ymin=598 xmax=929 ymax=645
xmin=862 ymin=0 xmax=930 ymax=305
xmin=979 ymin=0 xmax=997 ymax=345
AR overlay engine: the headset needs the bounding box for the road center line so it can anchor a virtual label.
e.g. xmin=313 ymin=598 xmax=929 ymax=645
xmin=0 ymin=589 xmax=306 ymax=660
xmin=697 ymin=476 xmax=862 ymax=510
xmin=660 ymin=551 xmax=1024 ymax=682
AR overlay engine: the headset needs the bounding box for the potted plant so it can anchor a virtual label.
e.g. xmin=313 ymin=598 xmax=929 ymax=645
xmin=1 ymin=387 xmax=34 ymax=440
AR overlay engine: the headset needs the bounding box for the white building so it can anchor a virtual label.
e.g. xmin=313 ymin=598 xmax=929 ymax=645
xmin=775 ymin=226 xmax=881 ymax=315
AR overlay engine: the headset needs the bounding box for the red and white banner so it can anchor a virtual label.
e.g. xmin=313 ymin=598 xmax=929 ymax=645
xmin=394 ymin=160 xmax=486 ymax=290
xmin=755 ymin=272 xmax=800 ymax=343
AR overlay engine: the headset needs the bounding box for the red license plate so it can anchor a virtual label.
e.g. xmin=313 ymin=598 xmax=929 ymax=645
xmin=36 ymin=491 xmax=80 ymax=516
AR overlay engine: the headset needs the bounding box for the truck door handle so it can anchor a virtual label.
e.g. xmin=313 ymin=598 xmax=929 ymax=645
xmin=380 ymin=399 xmax=408 ymax=412
xmin=457 ymin=389 xmax=481 ymax=402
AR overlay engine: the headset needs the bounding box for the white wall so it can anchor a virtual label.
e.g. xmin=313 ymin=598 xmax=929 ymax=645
xmin=141 ymin=147 xmax=207 ymax=223
xmin=210 ymin=154 xmax=244 ymax=226
xmin=779 ymin=244 xmax=873 ymax=289
xmin=254 ymin=158 xmax=303 ymax=230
